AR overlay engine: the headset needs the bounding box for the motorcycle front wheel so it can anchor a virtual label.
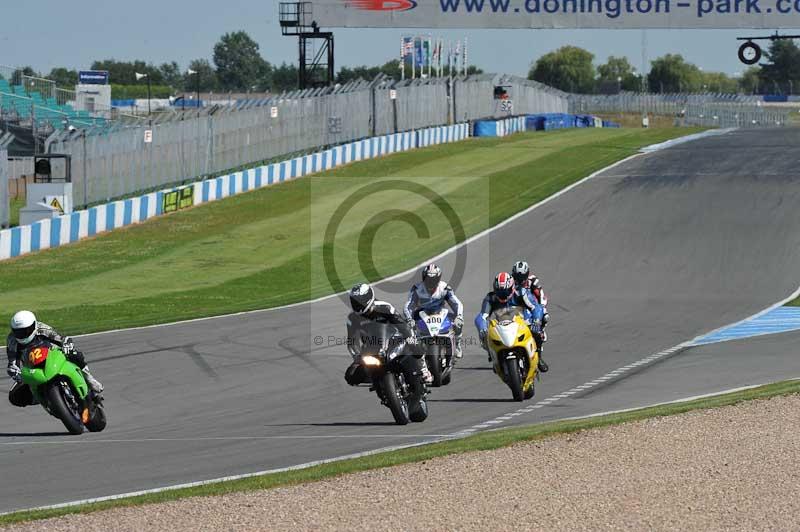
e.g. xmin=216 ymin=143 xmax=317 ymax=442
xmin=46 ymin=380 xmax=84 ymax=435
xmin=426 ymin=344 xmax=444 ymax=387
xmin=380 ymin=372 xmax=411 ymax=425
xmin=505 ymin=358 xmax=524 ymax=402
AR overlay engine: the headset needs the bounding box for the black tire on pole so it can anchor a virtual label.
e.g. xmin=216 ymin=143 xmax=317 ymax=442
xmin=738 ymin=41 xmax=762 ymax=66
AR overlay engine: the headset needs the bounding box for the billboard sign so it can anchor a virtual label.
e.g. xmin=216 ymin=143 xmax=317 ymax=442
xmin=79 ymin=70 xmax=109 ymax=85
xmin=312 ymin=0 xmax=800 ymax=28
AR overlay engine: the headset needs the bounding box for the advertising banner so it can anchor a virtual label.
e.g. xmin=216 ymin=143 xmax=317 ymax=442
xmin=312 ymin=0 xmax=800 ymax=29
xmin=162 ymin=185 xmax=195 ymax=214
xmin=79 ymin=70 xmax=109 ymax=85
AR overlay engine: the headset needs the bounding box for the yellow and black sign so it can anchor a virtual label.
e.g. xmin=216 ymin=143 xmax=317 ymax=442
xmin=49 ymin=197 xmax=65 ymax=214
xmin=162 ymin=186 xmax=194 ymax=214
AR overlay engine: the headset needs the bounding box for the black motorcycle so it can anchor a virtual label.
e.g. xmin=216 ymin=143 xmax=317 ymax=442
xmin=357 ymin=321 xmax=429 ymax=425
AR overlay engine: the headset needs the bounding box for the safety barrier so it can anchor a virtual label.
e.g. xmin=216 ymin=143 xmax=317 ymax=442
xmin=474 ymin=113 xmax=611 ymax=138
xmin=0 ymin=124 xmax=470 ymax=261
xmin=472 ymin=116 xmax=527 ymax=137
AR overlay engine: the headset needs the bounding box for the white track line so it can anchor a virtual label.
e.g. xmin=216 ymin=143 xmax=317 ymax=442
xmin=5 ymin=377 xmax=793 ymax=518
xmin=0 ymin=434 xmax=456 ymax=446
xmin=453 ymin=283 xmax=800 ymax=436
xmin=0 ymin=129 xmax=730 ymax=352
xmin=0 ymin=438 xmax=452 ymax=516
xmin=0 ymin=130 xmax=736 ymax=516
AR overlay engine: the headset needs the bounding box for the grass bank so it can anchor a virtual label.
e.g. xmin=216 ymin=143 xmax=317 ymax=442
xmin=0 ymin=378 xmax=795 ymax=526
xmin=0 ymin=128 xmax=700 ymax=334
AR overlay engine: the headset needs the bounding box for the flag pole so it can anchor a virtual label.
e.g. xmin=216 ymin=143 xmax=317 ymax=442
xmin=412 ymin=36 xmax=417 ymax=80
xmin=401 ymin=37 xmax=405 ymax=81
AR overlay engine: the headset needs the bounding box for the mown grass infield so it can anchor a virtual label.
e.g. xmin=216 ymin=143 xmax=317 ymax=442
xmin=0 ymin=127 xmax=701 ymax=334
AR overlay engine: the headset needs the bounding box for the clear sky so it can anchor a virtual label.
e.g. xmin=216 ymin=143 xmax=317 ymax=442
xmin=1 ymin=1 xmax=795 ymax=78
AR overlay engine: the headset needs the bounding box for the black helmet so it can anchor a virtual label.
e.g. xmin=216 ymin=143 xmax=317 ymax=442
xmin=511 ymin=260 xmax=530 ymax=286
xmin=422 ymin=264 xmax=442 ymax=293
xmin=350 ymin=283 xmax=375 ymax=315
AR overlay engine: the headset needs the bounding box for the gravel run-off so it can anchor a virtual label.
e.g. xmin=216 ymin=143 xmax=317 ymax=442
xmin=8 ymin=394 xmax=800 ymax=532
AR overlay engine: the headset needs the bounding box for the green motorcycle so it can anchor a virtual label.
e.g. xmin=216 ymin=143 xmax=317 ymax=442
xmin=19 ymin=343 xmax=106 ymax=435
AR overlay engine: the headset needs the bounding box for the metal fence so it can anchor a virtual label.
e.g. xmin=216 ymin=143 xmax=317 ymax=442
xmin=45 ymin=74 xmax=569 ymax=207
xmin=568 ymin=92 xmax=791 ymax=128
xmin=0 ymin=141 xmax=10 ymax=229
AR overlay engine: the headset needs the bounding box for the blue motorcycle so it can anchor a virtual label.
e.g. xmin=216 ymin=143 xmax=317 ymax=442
xmin=416 ymin=307 xmax=456 ymax=387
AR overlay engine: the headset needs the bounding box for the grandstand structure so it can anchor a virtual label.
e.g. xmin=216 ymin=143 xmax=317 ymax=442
xmin=0 ymin=75 xmax=106 ymax=130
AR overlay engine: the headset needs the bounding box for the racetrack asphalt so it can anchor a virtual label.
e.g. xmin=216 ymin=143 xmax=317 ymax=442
xmin=1 ymin=128 xmax=799 ymax=513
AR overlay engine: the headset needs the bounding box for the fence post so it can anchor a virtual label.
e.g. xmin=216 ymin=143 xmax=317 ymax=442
xmin=0 ymin=146 xmax=8 ymax=228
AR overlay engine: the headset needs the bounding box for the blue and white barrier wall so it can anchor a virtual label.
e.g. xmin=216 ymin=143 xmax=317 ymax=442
xmin=0 ymin=124 xmax=470 ymax=261
xmin=473 ymin=116 xmax=527 ymax=138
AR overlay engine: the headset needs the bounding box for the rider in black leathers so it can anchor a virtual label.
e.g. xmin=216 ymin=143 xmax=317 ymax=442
xmin=344 ymin=283 xmax=430 ymax=386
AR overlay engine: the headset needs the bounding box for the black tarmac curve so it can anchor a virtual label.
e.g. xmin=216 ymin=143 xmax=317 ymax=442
xmin=2 ymin=129 xmax=800 ymax=513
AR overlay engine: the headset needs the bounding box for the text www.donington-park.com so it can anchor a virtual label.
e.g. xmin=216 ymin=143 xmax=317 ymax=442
xmin=439 ymin=0 xmax=800 ymax=18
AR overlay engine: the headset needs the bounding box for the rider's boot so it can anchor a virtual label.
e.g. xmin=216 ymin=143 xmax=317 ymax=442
xmin=344 ymin=361 xmax=368 ymax=386
xmin=82 ymin=366 xmax=104 ymax=394
xmin=454 ymin=336 xmax=463 ymax=359
xmin=537 ymin=339 xmax=549 ymax=373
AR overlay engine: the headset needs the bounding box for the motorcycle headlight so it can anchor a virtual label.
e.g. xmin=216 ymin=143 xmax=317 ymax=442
xmin=362 ymin=355 xmax=383 ymax=367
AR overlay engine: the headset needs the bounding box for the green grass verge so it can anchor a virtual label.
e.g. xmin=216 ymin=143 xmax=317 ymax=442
xmin=1 ymin=379 xmax=796 ymax=526
xmin=0 ymin=128 xmax=702 ymax=335
xmin=9 ymin=198 xmax=23 ymax=228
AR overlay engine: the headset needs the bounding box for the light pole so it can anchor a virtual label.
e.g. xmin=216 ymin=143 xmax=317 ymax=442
xmin=187 ymin=68 xmax=201 ymax=112
xmin=135 ymin=72 xmax=152 ymax=124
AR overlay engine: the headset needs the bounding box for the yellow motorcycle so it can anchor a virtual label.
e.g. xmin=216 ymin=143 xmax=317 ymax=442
xmin=485 ymin=306 xmax=540 ymax=402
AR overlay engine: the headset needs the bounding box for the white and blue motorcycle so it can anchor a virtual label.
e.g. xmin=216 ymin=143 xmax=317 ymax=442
xmin=416 ymin=308 xmax=457 ymax=387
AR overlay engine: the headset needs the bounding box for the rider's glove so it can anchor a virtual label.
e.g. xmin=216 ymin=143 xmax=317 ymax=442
xmin=62 ymin=337 xmax=76 ymax=355
xmin=405 ymin=318 xmax=415 ymax=330
xmin=479 ymin=330 xmax=488 ymax=349
xmin=7 ymin=363 xmax=21 ymax=383
xmin=454 ymin=316 xmax=464 ymax=330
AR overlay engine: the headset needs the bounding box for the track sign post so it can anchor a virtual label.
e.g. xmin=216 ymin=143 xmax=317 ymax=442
xmin=144 ymin=130 xmax=153 ymax=144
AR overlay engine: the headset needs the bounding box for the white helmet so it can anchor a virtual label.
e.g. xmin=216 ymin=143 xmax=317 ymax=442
xmin=10 ymin=311 xmax=37 ymax=346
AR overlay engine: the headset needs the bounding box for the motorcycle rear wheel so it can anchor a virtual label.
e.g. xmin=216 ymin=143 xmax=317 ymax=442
xmin=85 ymin=401 xmax=107 ymax=433
xmin=46 ymin=381 xmax=84 ymax=435
xmin=505 ymin=358 xmax=524 ymax=402
xmin=381 ymin=372 xmax=410 ymax=425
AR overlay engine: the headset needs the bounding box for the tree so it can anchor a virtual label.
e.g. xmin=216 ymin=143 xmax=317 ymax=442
xmin=336 ymin=65 xmax=382 ymax=84
xmin=647 ymin=54 xmax=702 ymax=93
xmin=213 ymin=31 xmax=271 ymax=91
xmin=529 ymin=46 xmax=595 ymax=93
xmin=270 ymin=62 xmax=298 ymax=92
xmin=760 ymin=39 xmax=800 ymax=94
xmin=47 ymin=67 xmax=79 ymax=88
xmin=6 ymin=66 xmax=36 ymax=85
xmin=159 ymin=61 xmax=183 ymax=90
xmin=700 ymin=71 xmax=738 ymax=93
xmin=740 ymin=67 xmax=761 ymax=94
xmin=184 ymin=59 xmax=219 ymax=92
xmin=91 ymin=60 xmax=164 ymax=85
xmin=597 ymin=56 xmax=640 ymax=92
